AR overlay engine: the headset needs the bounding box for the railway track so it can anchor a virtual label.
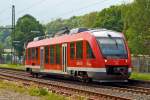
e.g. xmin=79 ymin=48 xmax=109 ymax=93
xmin=0 ymin=68 xmax=150 ymax=100
xmin=107 ymin=83 xmax=150 ymax=95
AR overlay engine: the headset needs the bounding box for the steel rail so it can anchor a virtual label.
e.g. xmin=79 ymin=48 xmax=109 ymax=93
xmin=0 ymin=68 xmax=150 ymax=99
xmin=0 ymin=70 xmax=130 ymax=100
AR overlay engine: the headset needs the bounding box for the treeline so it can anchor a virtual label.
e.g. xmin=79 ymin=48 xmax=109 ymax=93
xmin=0 ymin=26 xmax=11 ymax=58
xmin=8 ymin=0 xmax=150 ymax=58
xmin=46 ymin=0 xmax=150 ymax=55
xmin=0 ymin=26 xmax=11 ymax=48
xmin=46 ymin=6 xmax=123 ymax=32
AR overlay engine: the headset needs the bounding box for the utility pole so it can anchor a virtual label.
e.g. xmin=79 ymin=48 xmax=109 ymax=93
xmin=11 ymin=5 xmax=15 ymax=64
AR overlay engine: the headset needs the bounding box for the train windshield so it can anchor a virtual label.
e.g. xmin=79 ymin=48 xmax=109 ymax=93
xmin=97 ymin=37 xmax=127 ymax=59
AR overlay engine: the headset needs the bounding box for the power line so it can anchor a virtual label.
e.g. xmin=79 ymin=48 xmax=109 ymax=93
xmin=0 ymin=0 xmax=48 ymax=25
xmin=0 ymin=6 xmax=11 ymax=25
xmin=35 ymin=0 xmax=70 ymax=15
xmin=1 ymin=0 xmax=110 ymax=26
xmin=45 ymin=0 xmax=109 ymax=20
xmin=60 ymin=0 xmax=108 ymax=17
xmin=0 ymin=7 xmax=11 ymax=15
xmin=2 ymin=0 xmax=67 ymax=25
xmin=17 ymin=0 xmax=48 ymax=15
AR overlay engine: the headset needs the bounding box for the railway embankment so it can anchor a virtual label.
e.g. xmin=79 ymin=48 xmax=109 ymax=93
xmin=0 ymin=80 xmax=68 ymax=100
xmin=0 ymin=64 xmax=25 ymax=70
xmin=0 ymin=64 xmax=150 ymax=100
xmin=0 ymin=64 xmax=150 ymax=81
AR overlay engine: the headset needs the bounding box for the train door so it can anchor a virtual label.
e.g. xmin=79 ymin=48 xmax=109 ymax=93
xmin=40 ymin=47 xmax=44 ymax=69
xmin=62 ymin=43 xmax=67 ymax=72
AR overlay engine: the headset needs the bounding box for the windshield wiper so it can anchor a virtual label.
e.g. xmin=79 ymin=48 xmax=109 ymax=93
xmin=115 ymin=39 xmax=119 ymax=48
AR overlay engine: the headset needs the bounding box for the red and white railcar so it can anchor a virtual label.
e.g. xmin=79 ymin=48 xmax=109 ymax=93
xmin=25 ymin=28 xmax=132 ymax=82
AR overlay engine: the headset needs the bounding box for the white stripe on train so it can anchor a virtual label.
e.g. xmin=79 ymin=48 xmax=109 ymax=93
xmin=25 ymin=65 xmax=132 ymax=73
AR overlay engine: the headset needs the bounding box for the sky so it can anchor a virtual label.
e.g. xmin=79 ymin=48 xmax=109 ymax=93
xmin=0 ymin=0 xmax=133 ymax=26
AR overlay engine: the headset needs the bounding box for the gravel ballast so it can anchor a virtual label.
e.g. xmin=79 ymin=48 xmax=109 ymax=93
xmin=0 ymin=89 xmax=41 ymax=100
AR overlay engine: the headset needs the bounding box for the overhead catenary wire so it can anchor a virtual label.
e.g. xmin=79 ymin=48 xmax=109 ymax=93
xmin=48 ymin=0 xmax=109 ymax=20
xmin=1 ymin=0 xmax=110 ymax=26
xmin=35 ymin=0 xmax=67 ymax=16
xmin=1 ymin=0 xmax=46 ymax=25
xmin=0 ymin=0 xmax=66 ymax=25
xmin=0 ymin=6 xmax=11 ymax=15
xmin=0 ymin=0 xmax=48 ymax=25
xmin=16 ymin=0 xmax=48 ymax=15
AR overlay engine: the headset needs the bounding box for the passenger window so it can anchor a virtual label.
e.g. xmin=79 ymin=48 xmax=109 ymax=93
xmin=56 ymin=44 xmax=61 ymax=64
xmin=28 ymin=49 xmax=31 ymax=60
xmin=76 ymin=41 xmax=83 ymax=59
xmin=70 ymin=43 xmax=75 ymax=59
xmin=36 ymin=47 xmax=38 ymax=60
xmin=50 ymin=45 xmax=55 ymax=64
xmin=86 ymin=42 xmax=95 ymax=59
xmin=45 ymin=46 xmax=49 ymax=64
xmin=31 ymin=48 xmax=35 ymax=59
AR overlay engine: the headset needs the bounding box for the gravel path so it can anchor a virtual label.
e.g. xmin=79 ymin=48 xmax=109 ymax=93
xmin=0 ymin=89 xmax=41 ymax=100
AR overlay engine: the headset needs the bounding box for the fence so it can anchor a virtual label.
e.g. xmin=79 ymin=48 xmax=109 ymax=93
xmin=132 ymin=55 xmax=150 ymax=73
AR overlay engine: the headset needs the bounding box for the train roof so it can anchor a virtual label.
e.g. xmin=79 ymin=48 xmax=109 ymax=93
xmin=90 ymin=29 xmax=124 ymax=38
xmin=26 ymin=29 xmax=124 ymax=48
xmin=27 ymin=31 xmax=92 ymax=48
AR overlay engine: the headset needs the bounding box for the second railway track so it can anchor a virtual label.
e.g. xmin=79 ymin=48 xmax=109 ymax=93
xmin=0 ymin=68 xmax=150 ymax=100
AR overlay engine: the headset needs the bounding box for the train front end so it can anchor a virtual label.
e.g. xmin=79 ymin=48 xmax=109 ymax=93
xmin=88 ymin=29 xmax=132 ymax=82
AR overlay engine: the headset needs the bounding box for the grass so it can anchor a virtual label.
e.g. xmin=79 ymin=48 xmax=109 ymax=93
xmin=0 ymin=64 xmax=86 ymax=99
xmin=0 ymin=80 xmax=68 ymax=100
xmin=130 ymin=72 xmax=150 ymax=81
xmin=0 ymin=64 xmax=25 ymax=70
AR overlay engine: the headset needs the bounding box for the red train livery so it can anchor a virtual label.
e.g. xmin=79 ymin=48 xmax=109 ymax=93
xmin=25 ymin=28 xmax=132 ymax=82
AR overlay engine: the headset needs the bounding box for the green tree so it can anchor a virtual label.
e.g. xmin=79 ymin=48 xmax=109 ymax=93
xmin=123 ymin=0 xmax=150 ymax=55
xmin=81 ymin=12 xmax=98 ymax=28
xmin=46 ymin=18 xmax=66 ymax=34
xmin=94 ymin=6 xmax=123 ymax=32
xmin=14 ymin=14 xmax=44 ymax=57
xmin=0 ymin=43 xmax=4 ymax=59
xmin=0 ymin=26 xmax=11 ymax=48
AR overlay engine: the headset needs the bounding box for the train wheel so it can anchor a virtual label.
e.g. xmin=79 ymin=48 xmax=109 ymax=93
xmin=26 ymin=68 xmax=32 ymax=73
xmin=35 ymin=73 xmax=39 ymax=78
xmin=81 ymin=78 xmax=92 ymax=83
xmin=31 ymin=72 xmax=38 ymax=78
xmin=77 ymin=71 xmax=91 ymax=83
xmin=83 ymin=78 xmax=92 ymax=83
xmin=31 ymin=72 xmax=35 ymax=78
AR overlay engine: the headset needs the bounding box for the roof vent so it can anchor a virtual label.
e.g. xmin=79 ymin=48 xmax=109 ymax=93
xmin=54 ymin=27 xmax=70 ymax=37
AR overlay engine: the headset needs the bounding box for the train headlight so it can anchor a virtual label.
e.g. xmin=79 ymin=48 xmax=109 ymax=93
xmin=105 ymin=60 xmax=107 ymax=62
